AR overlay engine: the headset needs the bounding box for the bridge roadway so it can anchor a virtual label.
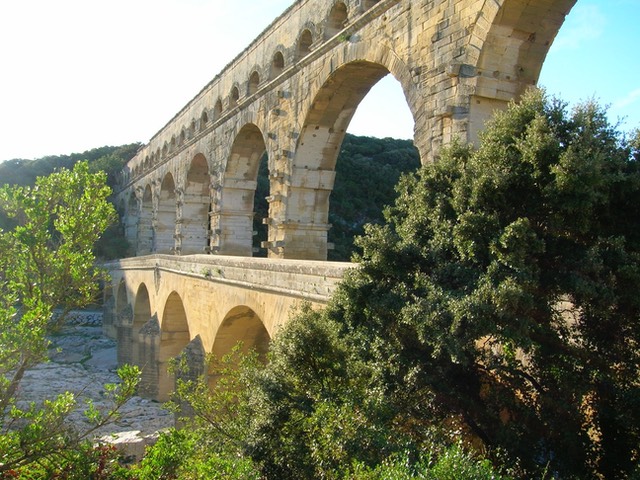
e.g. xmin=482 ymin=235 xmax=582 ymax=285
xmin=103 ymin=254 xmax=352 ymax=400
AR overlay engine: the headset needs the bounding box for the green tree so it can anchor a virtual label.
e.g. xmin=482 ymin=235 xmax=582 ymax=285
xmin=326 ymin=89 xmax=640 ymax=478
xmin=246 ymin=306 xmax=401 ymax=479
xmin=0 ymin=162 xmax=139 ymax=476
xmin=164 ymin=308 xmax=511 ymax=479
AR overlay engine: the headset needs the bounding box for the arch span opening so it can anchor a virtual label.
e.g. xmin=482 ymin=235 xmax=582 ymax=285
xmin=181 ymin=154 xmax=210 ymax=254
xmin=125 ymin=191 xmax=139 ymax=256
xmin=286 ymin=60 xmax=418 ymax=261
xmin=116 ymin=280 xmax=128 ymax=317
xmin=214 ymin=123 xmax=268 ymax=256
xmin=138 ymin=185 xmax=154 ymax=255
xmin=212 ymin=306 xmax=270 ymax=361
xmin=157 ymin=292 xmax=191 ymax=401
xmin=156 ymin=173 xmax=176 ymax=254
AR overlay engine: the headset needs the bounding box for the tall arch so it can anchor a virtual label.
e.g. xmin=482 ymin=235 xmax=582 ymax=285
xmin=133 ymin=284 xmax=151 ymax=335
xmin=465 ymin=0 xmax=578 ymax=144
xmin=124 ymin=191 xmax=138 ymax=256
xmin=200 ymin=110 xmax=209 ymax=130
xmin=120 ymin=283 xmax=151 ymax=368
xmin=181 ymin=154 xmax=210 ymax=255
xmin=270 ymin=51 xmax=285 ymax=79
xmin=109 ymin=279 xmax=126 ymax=338
xmin=282 ymin=60 xmax=415 ymax=260
xmin=158 ymin=292 xmax=190 ymax=401
xmin=116 ymin=280 xmax=128 ymax=317
xmin=248 ymin=71 xmax=260 ymax=95
xmin=213 ymin=123 xmax=267 ymax=256
xmin=156 ymin=173 xmax=176 ymax=254
xmin=137 ymin=185 xmax=154 ymax=255
xmin=213 ymin=98 xmax=223 ymax=120
xmin=297 ymin=29 xmax=313 ymax=59
xmin=229 ymin=86 xmax=240 ymax=109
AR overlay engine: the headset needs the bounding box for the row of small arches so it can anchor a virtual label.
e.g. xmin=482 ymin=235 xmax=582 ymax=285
xmin=128 ymin=0 xmax=380 ymax=181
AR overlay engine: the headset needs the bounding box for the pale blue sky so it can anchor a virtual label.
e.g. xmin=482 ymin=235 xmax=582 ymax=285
xmin=0 ymin=0 xmax=637 ymax=162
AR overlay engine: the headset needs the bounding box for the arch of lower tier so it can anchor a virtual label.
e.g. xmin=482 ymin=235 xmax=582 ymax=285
xmin=107 ymin=263 xmax=316 ymax=400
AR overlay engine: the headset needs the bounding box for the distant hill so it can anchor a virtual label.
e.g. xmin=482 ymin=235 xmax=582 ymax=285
xmin=0 ymin=143 xmax=141 ymax=190
xmin=0 ymin=144 xmax=141 ymax=260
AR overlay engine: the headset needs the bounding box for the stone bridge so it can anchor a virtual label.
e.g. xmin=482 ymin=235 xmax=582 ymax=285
xmin=106 ymin=0 xmax=577 ymax=400
xmin=104 ymin=255 xmax=350 ymax=400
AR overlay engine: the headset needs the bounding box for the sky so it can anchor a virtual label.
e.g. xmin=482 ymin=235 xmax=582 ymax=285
xmin=0 ymin=0 xmax=638 ymax=162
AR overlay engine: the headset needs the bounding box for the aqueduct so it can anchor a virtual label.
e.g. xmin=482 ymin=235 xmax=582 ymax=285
xmin=106 ymin=0 xmax=578 ymax=400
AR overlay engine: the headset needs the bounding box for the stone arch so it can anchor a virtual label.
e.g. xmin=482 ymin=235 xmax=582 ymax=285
xmin=137 ymin=184 xmax=154 ymax=255
xmin=326 ymin=1 xmax=348 ymax=38
xmin=158 ymin=291 xmax=191 ymax=401
xmin=133 ymin=283 xmax=151 ymax=333
xmin=297 ymin=28 xmax=313 ymax=59
xmin=284 ymin=57 xmax=417 ymax=260
xmin=156 ymin=173 xmax=176 ymax=254
xmin=270 ymin=50 xmax=285 ymax=79
xmin=229 ymin=85 xmax=240 ymax=109
xmin=213 ymin=98 xmax=223 ymax=120
xmin=214 ymin=123 xmax=267 ymax=256
xmin=200 ymin=109 xmax=209 ymax=130
xmin=122 ymin=282 xmax=151 ymax=368
xmin=116 ymin=280 xmax=128 ymax=316
xmin=124 ymin=190 xmax=138 ymax=256
xmin=463 ymin=0 xmax=578 ymax=145
xmin=181 ymin=154 xmax=210 ymax=255
xmin=212 ymin=305 xmax=270 ymax=361
xmin=248 ymin=70 xmax=260 ymax=95
xmin=104 ymin=279 xmax=124 ymax=338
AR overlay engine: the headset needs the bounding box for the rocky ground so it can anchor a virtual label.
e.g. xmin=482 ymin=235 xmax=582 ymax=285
xmin=14 ymin=311 xmax=173 ymax=458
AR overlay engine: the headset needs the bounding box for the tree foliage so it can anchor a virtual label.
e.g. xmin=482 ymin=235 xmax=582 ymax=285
xmin=158 ymin=307 xmax=511 ymax=479
xmin=326 ymin=89 xmax=640 ymax=478
xmin=0 ymin=162 xmax=139 ymax=476
xmin=0 ymin=144 xmax=139 ymax=260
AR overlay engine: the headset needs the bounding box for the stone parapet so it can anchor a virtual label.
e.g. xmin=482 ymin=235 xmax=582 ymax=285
xmin=105 ymin=254 xmax=353 ymax=304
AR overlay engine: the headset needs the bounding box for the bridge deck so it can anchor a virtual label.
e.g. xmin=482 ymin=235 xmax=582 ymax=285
xmin=105 ymin=254 xmax=354 ymax=303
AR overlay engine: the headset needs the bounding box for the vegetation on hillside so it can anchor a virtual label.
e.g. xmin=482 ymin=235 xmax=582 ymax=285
xmin=0 ymin=144 xmax=140 ymax=260
xmin=0 ymin=143 xmax=140 ymax=189
xmin=252 ymin=134 xmax=420 ymax=259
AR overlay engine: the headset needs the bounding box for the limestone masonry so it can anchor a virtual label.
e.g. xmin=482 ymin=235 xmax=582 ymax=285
xmin=107 ymin=0 xmax=577 ymax=401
